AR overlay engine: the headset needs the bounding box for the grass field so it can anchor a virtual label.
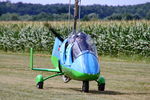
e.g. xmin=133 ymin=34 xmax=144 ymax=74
xmin=0 ymin=53 xmax=150 ymax=100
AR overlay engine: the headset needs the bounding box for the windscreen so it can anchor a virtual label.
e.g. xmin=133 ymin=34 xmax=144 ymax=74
xmin=68 ymin=32 xmax=98 ymax=59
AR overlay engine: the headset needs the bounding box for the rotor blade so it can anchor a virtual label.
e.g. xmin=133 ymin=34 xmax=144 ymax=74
xmin=44 ymin=23 xmax=64 ymax=42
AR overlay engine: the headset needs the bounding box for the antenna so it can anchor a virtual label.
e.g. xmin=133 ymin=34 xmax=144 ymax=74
xmin=73 ymin=0 xmax=79 ymax=33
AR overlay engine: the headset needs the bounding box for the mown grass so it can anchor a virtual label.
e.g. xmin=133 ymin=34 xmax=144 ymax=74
xmin=0 ymin=53 xmax=150 ymax=100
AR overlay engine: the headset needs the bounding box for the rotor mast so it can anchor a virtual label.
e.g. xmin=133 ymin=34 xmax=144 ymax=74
xmin=73 ymin=0 xmax=79 ymax=32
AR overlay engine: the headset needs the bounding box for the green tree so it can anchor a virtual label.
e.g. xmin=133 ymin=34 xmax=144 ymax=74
xmin=146 ymin=11 xmax=150 ymax=20
xmin=82 ymin=13 xmax=99 ymax=21
xmin=122 ymin=13 xmax=133 ymax=20
xmin=133 ymin=14 xmax=141 ymax=20
xmin=105 ymin=13 xmax=122 ymax=20
xmin=0 ymin=13 xmax=19 ymax=21
xmin=0 ymin=1 xmax=150 ymax=20
xmin=87 ymin=13 xmax=99 ymax=21
xmin=19 ymin=14 xmax=33 ymax=21
xmin=32 ymin=12 xmax=50 ymax=21
xmin=82 ymin=15 xmax=90 ymax=21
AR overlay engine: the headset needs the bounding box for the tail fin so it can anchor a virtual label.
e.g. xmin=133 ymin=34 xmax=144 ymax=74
xmin=51 ymin=38 xmax=62 ymax=68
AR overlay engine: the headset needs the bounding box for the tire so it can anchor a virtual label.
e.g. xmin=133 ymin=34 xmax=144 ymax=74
xmin=98 ymin=83 xmax=105 ymax=91
xmin=62 ymin=75 xmax=71 ymax=83
xmin=82 ymin=81 xmax=89 ymax=92
xmin=36 ymin=82 xmax=43 ymax=89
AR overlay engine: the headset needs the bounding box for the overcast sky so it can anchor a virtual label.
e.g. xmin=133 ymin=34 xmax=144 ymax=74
xmin=1 ymin=0 xmax=150 ymax=6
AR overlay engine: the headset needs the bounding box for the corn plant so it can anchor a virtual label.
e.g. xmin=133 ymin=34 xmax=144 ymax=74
xmin=0 ymin=21 xmax=149 ymax=56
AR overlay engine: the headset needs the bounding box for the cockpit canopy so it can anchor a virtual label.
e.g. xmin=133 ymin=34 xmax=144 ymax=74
xmin=68 ymin=32 xmax=98 ymax=59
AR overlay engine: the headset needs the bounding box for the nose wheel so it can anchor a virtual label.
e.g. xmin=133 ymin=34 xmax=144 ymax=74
xmin=82 ymin=81 xmax=89 ymax=92
xmin=36 ymin=82 xmax=44 ymax=89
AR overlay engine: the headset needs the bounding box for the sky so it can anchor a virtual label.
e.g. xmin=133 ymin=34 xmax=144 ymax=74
xmin=1 ymin=0 xmax=150 ymax=6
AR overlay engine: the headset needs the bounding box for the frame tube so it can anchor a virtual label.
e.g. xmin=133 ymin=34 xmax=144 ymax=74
xmin=43 ymin=73 xmax=64 ymax=81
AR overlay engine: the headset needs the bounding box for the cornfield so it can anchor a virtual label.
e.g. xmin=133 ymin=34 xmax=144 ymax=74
xmin=0 ymin=21 xmax=150 ymax=56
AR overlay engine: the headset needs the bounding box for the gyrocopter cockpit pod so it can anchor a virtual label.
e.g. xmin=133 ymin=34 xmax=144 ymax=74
xmin=68 ymin=32 xmax=98 ymax=61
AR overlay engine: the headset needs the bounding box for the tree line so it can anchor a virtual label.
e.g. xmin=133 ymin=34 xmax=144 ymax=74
xmin=0 ymin=1 xmax=150 ymax=21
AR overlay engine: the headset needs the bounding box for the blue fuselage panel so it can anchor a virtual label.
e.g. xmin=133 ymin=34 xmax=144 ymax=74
xmin=61 ymin=52 xmax=100 ymax=75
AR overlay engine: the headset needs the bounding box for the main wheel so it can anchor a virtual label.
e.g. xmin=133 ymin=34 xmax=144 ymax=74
xmin=82 ymin=81 xmax=89 ymax=92
xmin=98 ymin=83 xmax=105 ymax=91
xmin=36 ymin=82 xmax=43 ymax=89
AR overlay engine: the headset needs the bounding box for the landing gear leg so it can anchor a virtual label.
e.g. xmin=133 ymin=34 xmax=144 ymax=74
xmin=35 ymin=73 xmax=63 ymax=89
xmin=82 ymin=81 xmax=89 ymax=92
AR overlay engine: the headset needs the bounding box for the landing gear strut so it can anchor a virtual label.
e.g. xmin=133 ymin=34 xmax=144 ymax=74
xmin=82 ymin=81 xmax=89 ymax=92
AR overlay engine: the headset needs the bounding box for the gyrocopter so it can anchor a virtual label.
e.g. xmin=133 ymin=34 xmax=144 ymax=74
xmin=29 ymin=0 xmax=105 ymax=92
